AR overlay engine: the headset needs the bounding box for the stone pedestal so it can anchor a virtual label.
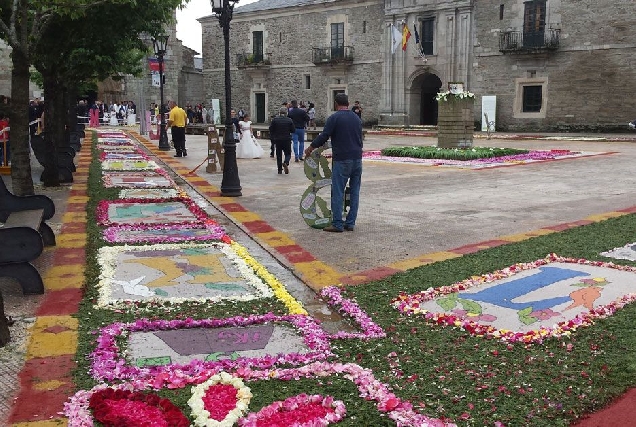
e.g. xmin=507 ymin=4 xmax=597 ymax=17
xmin=437 ymin=98 xmax=474 ymax=148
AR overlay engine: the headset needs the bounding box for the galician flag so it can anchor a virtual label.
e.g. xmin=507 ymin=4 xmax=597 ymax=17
xmin=391 ymin=24 xmax=402 ymax=54
xmin=402 ymin=24 xmax=411 ymax=51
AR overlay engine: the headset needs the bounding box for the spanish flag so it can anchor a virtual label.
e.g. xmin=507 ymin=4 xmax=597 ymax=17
xmin=402 ymin=24 xmax=411 ymax=51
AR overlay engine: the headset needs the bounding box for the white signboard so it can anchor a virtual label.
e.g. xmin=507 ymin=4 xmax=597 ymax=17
xmin=151 ymin=72 xmax=160 ymax=88
xmin=481 ymin=96 xmax=497 ymax=132
xmin=211 ymin=99 xmax=221 ymax=124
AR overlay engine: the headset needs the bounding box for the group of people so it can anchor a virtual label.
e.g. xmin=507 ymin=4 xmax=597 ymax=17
xmin=267 ymin=94 xmax=363 ymax=232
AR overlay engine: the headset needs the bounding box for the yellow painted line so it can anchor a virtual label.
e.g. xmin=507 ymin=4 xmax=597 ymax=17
xmin=13 ymin=420 xmax=68 ymax=426
xmin=256 ymin=231 xmax=296 ymax=247
xmin=55 ymin=233 xmax=87 ymax=248
xmin=526 ymin=228 xmax=557 ymax=236
xmin=586 ymin=211 xmax=625 ymax=221
xmin=43 ymin=276 xmax=84 ymax=291
xmin=294 ymin=261 xmax=342 ymax=290
xmin=390 ymin=251 xmax=462 ymax=271
xmin=26 ymin=316 xmax=78 ymax=358
xmin=229 ymin=211 xmax=261 ymax=223
xmin=61 ymin=212 xmax=87 ymax=223
xmin=32 ymin=380 xmax=67 ymax=391
xmin=499 ymin=232 xmax=537 ymax=242
xmin=67 ymin=196 xmax=89 ymax=203
xmin=211 ymin=196 xmax=239 ymax=204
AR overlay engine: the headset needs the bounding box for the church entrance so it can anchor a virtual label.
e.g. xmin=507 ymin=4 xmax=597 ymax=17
xmin=420 ymin=74 xmax=442 ymax=125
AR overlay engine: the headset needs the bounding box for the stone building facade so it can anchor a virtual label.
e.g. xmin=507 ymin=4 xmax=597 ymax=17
xmin=473 ymin=0 xmax=636 ymax=131
xmin=200 ymin=0 xmax=635 ymax=131
xmin=199 ymin=0 xmax=385 ymax=126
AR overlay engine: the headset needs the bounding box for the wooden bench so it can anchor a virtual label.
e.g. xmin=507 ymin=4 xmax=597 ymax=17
xmin=0 ymin=177 xmax=56 ymax=294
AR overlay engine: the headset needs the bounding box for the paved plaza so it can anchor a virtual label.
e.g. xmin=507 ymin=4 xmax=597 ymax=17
xmin=3 ymin=127 xmax=636 ymax=425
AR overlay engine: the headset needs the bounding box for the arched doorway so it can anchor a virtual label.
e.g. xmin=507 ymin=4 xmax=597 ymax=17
xmin=420 ymin=74 xmax=442 ymax=125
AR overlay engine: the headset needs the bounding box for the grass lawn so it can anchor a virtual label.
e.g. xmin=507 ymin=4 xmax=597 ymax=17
xmin=72 ymin=135 xmax=636 ymax=426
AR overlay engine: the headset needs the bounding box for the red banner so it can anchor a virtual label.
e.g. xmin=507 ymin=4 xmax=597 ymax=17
xmin=148 ymin=57 xmax=164 ymax=72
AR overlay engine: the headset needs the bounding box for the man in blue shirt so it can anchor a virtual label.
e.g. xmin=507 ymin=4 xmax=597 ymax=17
xmin=304 ymin=93 xmax=362 ymax=232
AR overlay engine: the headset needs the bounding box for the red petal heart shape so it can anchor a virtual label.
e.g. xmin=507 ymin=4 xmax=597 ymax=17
xmin=202 ymin=383 xmax=239 ymax=421
xmin=89 ymin=388 xmax=189 ymax=426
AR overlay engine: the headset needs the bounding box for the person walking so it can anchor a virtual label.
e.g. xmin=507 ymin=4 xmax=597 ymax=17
xmin=236 ymin=113 xmax=264 ymax=159
xmin=288 ymin=100 xmax=310 ymax=162
xmin=351 ymin=100 xmax=362 ymax=120
xmin=167 ymin=100 xmax=188 ymax=157
xmin=269 ymin=107 xmax=295 ymax=174
xmin=304 ymin=93 xmax=362 ymax=232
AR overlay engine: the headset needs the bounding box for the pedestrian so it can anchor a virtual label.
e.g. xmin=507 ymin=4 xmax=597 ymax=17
xmin=236 ymin=113 xmax=264 ymax=159
xmin=231 ymin=109 xmax=241 ymax=141
xmin=167 ymin=100 xmax=188 ymax=157
xmin=308 ymin=102 xmax=316 ymax=130
xmin=304 ymin=93 xmax=362 ymax=232
xmin=288 ymin=100 xmax=310 ymax=162
xmin=269 ymin=107 xmax=295 ymax=174
xmin=351 ymin=100 xmax=362 ymax=119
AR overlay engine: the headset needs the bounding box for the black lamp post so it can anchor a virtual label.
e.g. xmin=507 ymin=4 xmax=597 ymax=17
xmin=212 ymin=0 xmax=242 ymax=196
xmin=152 ymin=34 xmax=171 ymax=151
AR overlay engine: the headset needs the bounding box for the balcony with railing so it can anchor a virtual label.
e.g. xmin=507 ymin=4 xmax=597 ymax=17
xmin=236 ymin=52 xmax=271 ymax=69
xmin=499 ymin=29 xmax=560 ymax=54
xmin=312 ymin=46 xmax=354 ymax=65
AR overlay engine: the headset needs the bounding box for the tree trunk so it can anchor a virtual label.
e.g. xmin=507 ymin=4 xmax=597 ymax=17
xmin=9 ymin=47 xmax=35 ymax=196
xmin=0 ymin=292 xmax=10 ymax=347
xmin=40 ymin=71 xmax=61 ymax=186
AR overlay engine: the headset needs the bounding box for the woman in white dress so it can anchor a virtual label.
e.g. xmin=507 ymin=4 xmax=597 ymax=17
xmin=236 ymin=114 xmax=264 ymax=158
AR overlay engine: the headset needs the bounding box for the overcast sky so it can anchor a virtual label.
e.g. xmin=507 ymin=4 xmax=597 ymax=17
xmin=176 ymin=0 xmax=258 ymax=55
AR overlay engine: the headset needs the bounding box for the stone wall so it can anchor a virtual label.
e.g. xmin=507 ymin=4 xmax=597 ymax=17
xmin=472 ymin=0 xmax=636 ymax=132
xmin=200 ymin=0 xmax=384 ymax=125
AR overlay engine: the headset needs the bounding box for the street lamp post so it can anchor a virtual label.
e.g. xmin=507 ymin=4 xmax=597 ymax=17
xmin=212 ymin=0 xmax=242 ymax=197
xmin=152 ymin=34 xmax=171 ymax=151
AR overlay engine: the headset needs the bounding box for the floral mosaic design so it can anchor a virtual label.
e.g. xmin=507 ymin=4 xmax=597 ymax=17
xmin=96 ymin=198 xmax=208 ymax=227
xmin=101 ymin=158 xmax=159 ymax=171
xmin=362 ymin=149 xmax=605 ymax=169
xmin=66 ymin=362 xmax=452 ymax=427
xmin=392 ymin=254 xmax=636 ymax=343
xmin=95 ymin=242 xmax=277 ymax=308
xmin=102 ymin=171 xmax=176 ymax=188
xmin=118 ymin=188 xmax=181 ymax=199
xmin=89 ymin=314 xmax=333 ymax=383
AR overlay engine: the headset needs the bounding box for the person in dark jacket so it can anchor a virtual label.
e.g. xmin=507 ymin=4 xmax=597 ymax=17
xmin=269 ymin=107 xmax=295 ymax=174
xmin=304 ymin=93 xmax=362 ymax=232
xmin=288 ymin=100 xmax=310 ymax=162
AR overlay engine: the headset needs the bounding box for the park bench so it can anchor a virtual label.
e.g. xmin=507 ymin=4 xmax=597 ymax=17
xmin=0 ymin=177 xmax=56 ymax=294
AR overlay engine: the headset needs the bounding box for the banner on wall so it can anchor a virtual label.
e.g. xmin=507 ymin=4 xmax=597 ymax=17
xmin=481 ymin=96 xmax=497 ymax=132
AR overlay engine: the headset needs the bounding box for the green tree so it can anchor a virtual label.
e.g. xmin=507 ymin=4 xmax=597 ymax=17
xmin=0 ymin=0 xmax=186 ymax=194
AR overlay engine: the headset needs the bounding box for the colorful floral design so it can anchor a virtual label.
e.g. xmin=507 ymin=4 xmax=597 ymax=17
xmin=89 ymin=314 xmax=333 ymax=384
xmin=96 ymin=197 xmax=209 ymax=227
xmin=391 ymin=253 xmax=636 ymax=343
xmin=65 ymin=362 xmax=453 ymax=426
xmin=319 ymin=286 xmax=386 ymax=339
xmin=188 ymin=372 xmax=252 ymax=427
xmin=238 ymin=393 xmax=346 ymax=426
xmin=102 ymin=222 xmax=226 ymax=244
xmin=88 ymin=387 xmax=189 ymax=426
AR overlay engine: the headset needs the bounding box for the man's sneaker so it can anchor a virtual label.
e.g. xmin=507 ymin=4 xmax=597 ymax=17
xmin=344 ymin=226 xmax=354 ymax=231
xmin=283 ymin=163 xmax=289 ymax=174
xmin=323 ymin=225 xmax=343 ymax=233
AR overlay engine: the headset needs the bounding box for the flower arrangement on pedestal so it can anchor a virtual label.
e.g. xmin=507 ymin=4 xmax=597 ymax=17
xmin=435 ymin=90 xmax=475 ymax=103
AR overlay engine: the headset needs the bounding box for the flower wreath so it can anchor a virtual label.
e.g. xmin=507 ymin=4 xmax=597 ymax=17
xmin=188 ymin=372 xmax=252 ymax=426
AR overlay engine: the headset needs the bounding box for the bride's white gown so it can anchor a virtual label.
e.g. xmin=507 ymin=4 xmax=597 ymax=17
xmin=236 ymin=121 xmax=264 ymax=159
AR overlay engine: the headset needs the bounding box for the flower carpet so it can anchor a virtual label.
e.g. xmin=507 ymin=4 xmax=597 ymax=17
xmin=27 ymin=128 xmax=634 ymax=426
xmin=392 ymin=254 xmax=636 ymax=344
xmin=65 ymin=129 xmax=456 ymax=426
xmin=362 ymin=149 xmax=610 ymax=169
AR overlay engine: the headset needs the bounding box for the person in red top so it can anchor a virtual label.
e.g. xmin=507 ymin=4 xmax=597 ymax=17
xmin=0 ymin=114 xmax=10 ymax=163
